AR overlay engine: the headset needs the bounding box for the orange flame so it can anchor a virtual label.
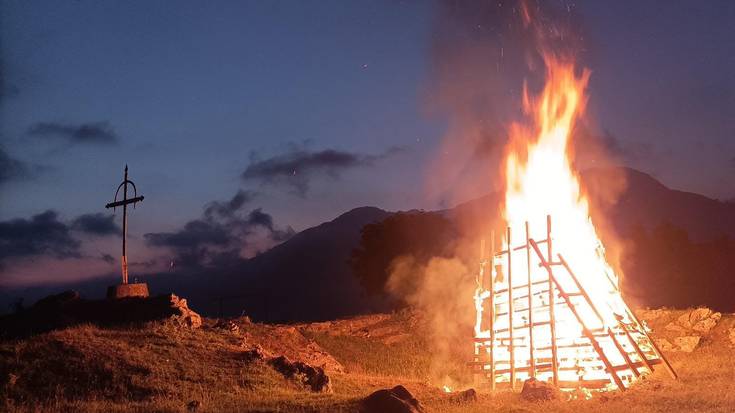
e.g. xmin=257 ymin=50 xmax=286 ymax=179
xmin=473 ymin=54 xmax=647 ymax=391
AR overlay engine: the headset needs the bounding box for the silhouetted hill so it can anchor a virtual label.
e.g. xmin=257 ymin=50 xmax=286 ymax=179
xmin=5 ymin=167 xmax=735 ymax=318
xmin=199 ymin=206 xmax=394 ymax=321
xmin=582 ymin=167 xmax=735 ymax=241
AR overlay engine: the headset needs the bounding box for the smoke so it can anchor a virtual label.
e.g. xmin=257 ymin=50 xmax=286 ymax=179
xmin=392 ymin=0 xmax=634 ymax=388
xmin=424 ymin=0 xmax=588 ymax=207
xmin=386 ymin=254 xmax=476 ymax=387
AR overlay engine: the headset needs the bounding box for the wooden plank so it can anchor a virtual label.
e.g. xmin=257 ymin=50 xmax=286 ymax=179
xmin=546 ymin=215 xmax=559 ymax=386
xmin=506 ymin=226 xmax=515 ymax=390
xmin=620 ymin=322 xmax=654 ymax=373
xmin=489 ymin=230 xmax=496 ymax=390
xmin=525 ymin=221 xmax=536 ymax=378
xmin=558 ymin=255 xmax=604 ymax=325
xmin=529 ymin=238 xmax=626 ymax=391
xmin=608 ymin=328 xmax=641 ymax=378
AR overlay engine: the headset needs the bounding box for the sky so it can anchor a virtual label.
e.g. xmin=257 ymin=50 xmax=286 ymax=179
xmin=0 ymin=1 xmax=733 ymax=288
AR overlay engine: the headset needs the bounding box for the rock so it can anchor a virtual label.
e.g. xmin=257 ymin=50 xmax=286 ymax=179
xmin=655 ymin=338 xmax=675 ymax=351
xmin=242 ymin=344 xmax=271 ymax=362
xmin=638 ymin=308 xmax=668 ymax=321
xmin=520 ymin=378 xmax=559 ymax=401
xmin=361 ymin=385 xmax=423 ymax=413
xmin=727 ymin=328 xmax=735 ymax=347
xmin=186 ymin=400 xmax=201 ymax=412
xmin=677 ymin=308 xmax=720 ymax=333
xmin=169 ymin=295 xmax=202 ymax=328
xmin=214 ymin=320 xmax=240 ymax=333
xmin=674 ymin=336 xmax=701 ymax=352
xmin=448 ymin=388 xmax=477 ymax=404
xmin=665 ymin=323 xmax=688 ymax=333
xmin=268 ymin=356 xmax=332 ymax=393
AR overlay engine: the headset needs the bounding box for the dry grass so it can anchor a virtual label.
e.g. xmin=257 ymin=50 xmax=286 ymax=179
xmin=1 ymin=309 xmax=734 ymax=412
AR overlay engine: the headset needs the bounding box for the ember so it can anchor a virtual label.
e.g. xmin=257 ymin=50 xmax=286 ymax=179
xmin=470 ymin=55 xmax=677 ymax=393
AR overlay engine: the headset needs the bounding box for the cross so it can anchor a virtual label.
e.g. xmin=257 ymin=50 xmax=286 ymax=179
xmin=105 ymin=165 xmax=144 ymax=284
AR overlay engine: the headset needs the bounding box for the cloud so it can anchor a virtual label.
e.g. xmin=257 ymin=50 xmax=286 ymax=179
xmin=0 ymin=146 xmax=30 ymax=185
xmin=145 ymin=191 xmax=295 ymax=269
xmin=204 ymin=189 xmax=257 ymax=220
xmin=0 ymin=210 xmax=82 ymax=268
xmin=27 ymin=121 xmax=119 ymax=145
xmin=100 ymin=253 xmax=116 ymax=264
xmin=730 ymin=156 xmax=735 ymax=169
xmin=71 ymin=213 xmax=121 ymax=236
xmin=241 ymin=145 xmax=403 ymax=196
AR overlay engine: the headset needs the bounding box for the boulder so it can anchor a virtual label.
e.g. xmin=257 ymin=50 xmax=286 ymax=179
xmin=520 ymin=378 xmax=559 ymax=401
xmin=674 ymin=336 xmax=701 ymax=352
xmin=268 ymin=356 xmax=332 ymax=393
xmin=361 ymin=385 xmax=423 ymax=413
xmin=676 ymin=308 xmax=721 ymax=333
xmin=214 ymin=320 xmax=240 ymax=333
xmin=727 ymin=328 xmax=735 ymax=347
xmin=447 ymin=388 xmax=477 ymax=404
xmin=655 ymin=338 xmax=675 ymax=351
xmin=665 ymin=323 xmax=688 ymax=333
xmin=169 ymin=295 xmax=202 ymax=328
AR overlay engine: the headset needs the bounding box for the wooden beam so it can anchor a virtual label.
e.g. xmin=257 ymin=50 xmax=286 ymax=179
xmin=608 ymin=328 xmax=640 ymax=378
xmin=529 ymin=238 xmax=626 ymax=391
xmin=525 ymin=221 xmax=536 ymax=378
xmin=507 ymin=226 xmax=516 ymax=390
xmin=546 ymin=215 xmax=559 ymax=386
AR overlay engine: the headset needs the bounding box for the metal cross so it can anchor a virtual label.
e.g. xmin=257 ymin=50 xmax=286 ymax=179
xmin=105 ymin=164 xmax=144 ymax=284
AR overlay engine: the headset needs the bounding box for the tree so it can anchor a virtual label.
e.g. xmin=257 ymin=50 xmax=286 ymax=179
xmin=350 ymin=211 xmax=457 ymax=296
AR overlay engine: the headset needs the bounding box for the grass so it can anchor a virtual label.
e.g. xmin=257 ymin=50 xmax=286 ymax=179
xmin=1 ymin=309 xmax=734 ymax=412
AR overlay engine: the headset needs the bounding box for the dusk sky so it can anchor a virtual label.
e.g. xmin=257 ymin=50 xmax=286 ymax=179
xmin=1 ymin=1 xmax=733 ymax=287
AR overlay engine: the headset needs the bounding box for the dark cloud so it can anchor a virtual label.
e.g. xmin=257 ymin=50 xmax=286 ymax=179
xmin=245 ymin=208 xmax=293 ymax=242
xmin=203 ymin=189 xmax=257 ymax=220
xmin=0 ymin=210 xmax=82 ymax=268
xmin=100 ymin=253 xmax=116 ymax=264
xmin=242 ymin=145 xmax=403 ymax=196
xmin=0 ymin=146 xmax=30 ymax=185
xmin=71 ymin=213 xmax=121 ymax=236
xmin=27 ymin=121 xmax=119 ymax=145
xmin=145 ymin=219 xmax=233 ymax=249
xmin=145 ymin=192 xmax=294 ymax=269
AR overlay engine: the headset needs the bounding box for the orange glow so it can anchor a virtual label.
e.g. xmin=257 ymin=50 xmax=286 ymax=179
xmin=473 ymin=54 xmax=656 ymax=392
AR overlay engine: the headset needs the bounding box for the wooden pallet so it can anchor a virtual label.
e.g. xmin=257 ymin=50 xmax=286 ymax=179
xmin=471 ymin=215 xmax=677 ymax=391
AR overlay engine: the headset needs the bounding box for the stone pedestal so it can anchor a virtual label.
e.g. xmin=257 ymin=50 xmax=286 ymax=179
xmin=107 ymin=283 xmax=150 ymax=299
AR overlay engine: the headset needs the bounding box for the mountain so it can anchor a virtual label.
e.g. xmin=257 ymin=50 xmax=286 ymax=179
xmin=582 ymin=167 xmax=735 ymax=241
xmin=213 ymin=206 xmax=394 ymax=321
xmin=5 ymin=167 xmax=735 ymax=318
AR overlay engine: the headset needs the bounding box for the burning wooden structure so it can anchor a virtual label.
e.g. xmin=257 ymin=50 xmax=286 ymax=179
xmin=471 ymin=216 xmax=677 ymax=391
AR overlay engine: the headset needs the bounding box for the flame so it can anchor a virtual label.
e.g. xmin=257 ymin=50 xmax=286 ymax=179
xmin=503 ymin=56 xmax=627 ymax=329
xmin=473 ymin=54 xmax=647 ymax=391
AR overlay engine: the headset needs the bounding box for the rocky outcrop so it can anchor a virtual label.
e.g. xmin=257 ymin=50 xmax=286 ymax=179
xmin=655 ymin=308 xmax=722 ymax=352
xmin=520 ymin=378 xmax=559 ymax=401
xmin=447 ymin=388 xmax=477 ymax=404
xmin=168 ymin=295 xmax=202 ymax=328
xmin=239 ymin=323 xmax=344 ymax=373
xmin=268 ymin=355 xmax=332 ymax=393
xmin=361 ymin=385 xmax=423 ymax=413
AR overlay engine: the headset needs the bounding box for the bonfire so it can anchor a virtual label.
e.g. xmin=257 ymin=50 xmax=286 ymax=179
xmin=471 ymin=54 xmax=677 ymax=393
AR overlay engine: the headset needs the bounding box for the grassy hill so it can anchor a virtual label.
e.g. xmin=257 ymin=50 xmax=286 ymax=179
xmin=2 ymin=306 xmax=735 ymax=412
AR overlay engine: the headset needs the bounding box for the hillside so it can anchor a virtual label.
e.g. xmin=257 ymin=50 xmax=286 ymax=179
xmin=2 ymin=305 xmax=735 ymax=412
